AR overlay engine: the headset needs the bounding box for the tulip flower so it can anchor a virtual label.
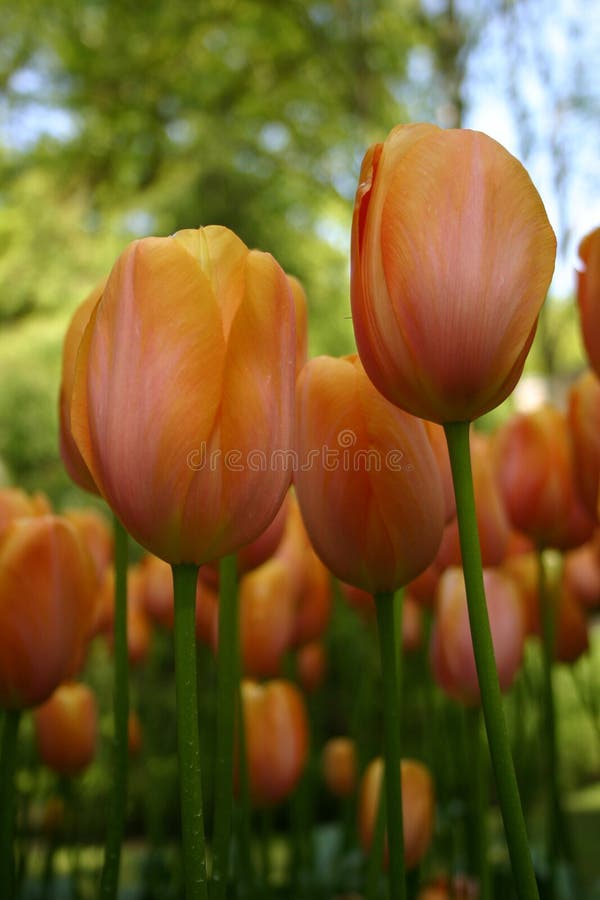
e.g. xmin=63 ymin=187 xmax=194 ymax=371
xmin=240 ymin=679 xmax=309 ymax=806
xmin=430 ymin=567 xmax=525 ymax=705
xmin=288 ymin=274 xmax=308 ymax=376
xmin=351 ymin=123 xmax=556 ymax=424
xmin=321 ymin=737 xmax=357 ymax=798
xmin=359 ymin=757 xmax=435 ymax=870
xmin=238 ymin=557 xmax=295 ymax=678
xmin=59 ymin=283 xmax=104 ymax=494
xmin=70 ymin=225 xmax=296 ymax=565
xmin=64 ymin=507 xmax=113 ymax=586
xmin=0 ymin=516 xmax=96 ymax=709
xmin=568 ymin=370 xmax=600 ymax=517
xmin=294 ymin=354 xmax=445 ymax=594
xmin=34 ymin=681 xmax=98 ymax=776
xmin=494 ymin=405 xmax=595 ymax=550
xmin=577 ymin=227 xmax=600 ymax=376
xmin=296 ymin=640 xmax=327 ymax=693
xmin=0 ymin=488 xmax=50 ymax=540
xmin=564 ymin=539 xmax=600 ymax=610
xmin=139 ymin=553 xmax=174 ymax=629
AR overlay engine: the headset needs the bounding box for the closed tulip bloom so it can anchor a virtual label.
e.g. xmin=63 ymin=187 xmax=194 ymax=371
xmin=0 ymin=488 xmax=50 ymax=540
xmin=0 ymin=516 xmax=96 ymax=709
xmin=239 ymin=557 xmax=295 ymax=677
xmin=351 ymin=124 xmax=556 ymax=423
xmin=71 ymin=226 xmax=295 ymax=564
xmin=577 ymin=227 xmax=600 ymax=376
xmin=34 ymin=681 xmax=98 ymax=776
xmin=59 ymin=283 xmax=104 ymax=494
xmin=64 ymin=508 xmax=113 ymax=587
xmin=568 ymin=370 xmax=600 ymax=517
xmin=494 ymin=405 xmax=594 ymax=549
xmin=295 ymin=354 xmax=444 ymax=593
xmin=554 ymin=583 xmax=589 ymax=664
xmin=564 ymin=539 xmax=600 ymax=610
xmin=321 ymin=737 xmax=357 ymax=798
xmin=359 ymin=757 xmax=435 ymax=870
xmin=288 ymin=274 xmax=308 ymax=376
xmin=296 ymin=640 xmax=327 ymax=693
xmin=240 ymin=679 xmax=309 ymax=806
xmin=139 ymin=553 xmax=174 ymax=628
xmin=431 ymin=567 xmax=525 ymax=705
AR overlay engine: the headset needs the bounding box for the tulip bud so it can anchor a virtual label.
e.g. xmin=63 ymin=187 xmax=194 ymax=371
xmin=564 ymin=539 xmax=600 ymax=610
xmin=139 ymin=554 xmax=174 ymax=629
xmin=70 ymin=226 xmax=296 ymax=564
xmin=0 ymin=487 xmax=50 ymax=541
xmin=494 ymin=406 xmax=595 ymax=550
xmin=296 ymin=640 xmax=327 ymax=693
xmin=240 ymin=679 xmax=309 ymax=806
xmin=239 ymin=557 xmax=295 ymax=678
xmin=294 ymin=354 xmax=445 ymax=593
xmin=431 ymin=567 xmax=525 ymax=705
xmin=59 ymin=283 xmax=104 ymax=494
xmin=287 ymin=274 xmax=308 ymax=376
xmin=0 ymin=516 xmax=96 ymax=708
xmin=351 ymin=124 xmax=556 ymax=423
xmin=64 ymin=507 xmax=113 ymax=587
xmin=359 ymin=757 xmax=435 ymax=870
xmin=568 ymin=370 xmax=600 ymax=517
xmin=34 ymin=681 xmax=98 ymax=775
xmin=577 ymin=227 xmax=600 ymax=376
xmin=321 ymin=737 xmax=357 ymax=798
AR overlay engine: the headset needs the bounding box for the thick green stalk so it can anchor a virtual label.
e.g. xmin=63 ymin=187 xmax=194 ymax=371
xmin=466 ymin=706 xmax=492 ymax=900
xmin=0 ymin=709 xmax=21 ymax=895
xmin=444 ymin=421 xmax=538 ymax=900
xmin=375 ymin=590 xmax=407 ymax=900
xmin=100 ymin=516 xmax=129 ymax=900
xmin=173 ymin=563 xmax=209 ymax=900
xmin=211 ymin=554 xmax=239 ymax=899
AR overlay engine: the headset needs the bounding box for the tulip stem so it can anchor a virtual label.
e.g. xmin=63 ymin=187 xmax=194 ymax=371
xmin=466 ymin=705 xmax=492 ymax=900
xmin=374 ymin=590 xmax=407 ymax=900
xmin=444 ymin=421 xmax=539 ymax=900
xmin=537 ymin=549 xmax=562 ymax=900
xmin=0 ymin=709 xmax=21 ymax=896
xmin=172 ymin=563 xmax=209 ymax=900
xmin=100 ymin=516 xmax=129 ymax=900
xmin=211 ymin=554 xmax=239 ymax=899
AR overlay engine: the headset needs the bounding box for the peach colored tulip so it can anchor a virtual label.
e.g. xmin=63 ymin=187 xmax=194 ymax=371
xmin=407 ymin=561 xmax=442 ymax=608
xmin=564 ymin=539 xmax=600 ymax=609
xmin=295 ymin=354 xmax=445 ymax=593
xmin=437 ymin=432 xmax=509 ymax=568
xmin=238 ymin=557 xmax=295 ymax=678
xmin=59 ymin=283 xmax=104 ymax=494
xmin=359 ymin=757 xmax=435 ymax=870
xmin=568 ymin=370 xmax=600 ymax=517
xmin=0 ymin=487 xmax=50 ymax=541
xmin=321 ymin=737 xmax=357 ymax=798
xmin=34 ymin=681 xmax=98 ymax=776
xmin=139 ymin=553 xmax=174 ymax=629
xmin=240 ymin=679 xmax=309 ymax=806
xmin=70 ymin=226 xmax=296 ymax=564
xmin=296 ymin=640 xmax=327 ymax=693
xmin=424 ymin=421 xmax=456 ymax=522
xmin=351 ymin=123 xmax=556 ymax=423
xmin=195 ymin=575 xmax=219 ymax=647
xmin=554 ymin=578 xmax=589 ymax=663
xmin=0 ymin=516 xmax=96 ymax=709
xmin=577 ymin=227 xmax=600 ymax=376
xmin=402 ymin=596 xmax=424 ymax=652
xmin=288 ymin=274 xmax=308 ymax=376
xmin=431 ymin=567 xmax=525 ymax=705
xmin=64 ymin=507 xmax=113 ymax=587
xmin=494 ymin=406 xmax=595 ymax=550
xmin=502 ymin=552 xmax=540 ymax=636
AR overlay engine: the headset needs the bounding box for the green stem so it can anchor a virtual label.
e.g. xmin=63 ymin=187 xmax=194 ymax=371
xmin=100 ymin=516 xmax=129 ymax=900
xmin=236 ymin=680 xmax=255 ymax=899
xmin=537 ymin=549 xmax=561 ymax=899
xmin=375 ymin=590 xmax=406 ymax=900
xmin=173 ymin=563 xmax=209 ymax=900
xmin=466 ymin=706 xmax=492 ymax=900
xmin=0 ymin=709 xmax=21 ymax=896
xmin=444 ymin=421 xmax=538 ymax=900
xmin=211 ymin=554 xmax=239 ymax=899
